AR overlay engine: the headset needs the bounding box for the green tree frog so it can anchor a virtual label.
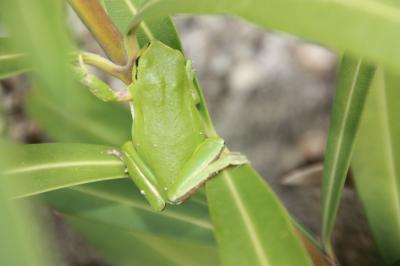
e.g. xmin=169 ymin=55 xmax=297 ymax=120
xmin=77 ymin=40 xmax=247 ymax=211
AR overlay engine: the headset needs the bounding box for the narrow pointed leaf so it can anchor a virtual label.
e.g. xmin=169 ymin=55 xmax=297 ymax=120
xmin=128 ymin=0 xmax=400 ymax=72
xmin=352 ymin=69 xmax=400 ymax=264
xmin=3 ymin=143 xmax=126 ymax=198
xmin=206 ymin=165 xmax=312 ymax=266
xmin=63 ymin=214 xmax=219 ymax=266
xmin=321 ymin=56 xmax=375 ymax=248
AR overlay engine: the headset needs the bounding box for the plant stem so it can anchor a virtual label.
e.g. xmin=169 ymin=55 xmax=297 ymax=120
xmin=68 ymin=0 xmax=127 ymax=66
xmin=81 ymin=52 xmax=131 ymax=84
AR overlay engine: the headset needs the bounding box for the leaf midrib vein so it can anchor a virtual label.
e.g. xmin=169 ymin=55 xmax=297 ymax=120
xmin=5 ymin=160 xmax=123 ymax=174
xmin=222 ymin=171 xmax=270 ymax=266
xmin=380 ymin=75 xmax=400 ymax=231
xmin=323 ymin=58 xmax=362 ymax=230
xmin=0 ymin=53 xmax=24 ymax=60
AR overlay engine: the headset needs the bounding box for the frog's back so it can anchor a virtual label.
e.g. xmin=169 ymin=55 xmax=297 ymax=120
xmin=132 ymin=41 xmax=205 ymax=188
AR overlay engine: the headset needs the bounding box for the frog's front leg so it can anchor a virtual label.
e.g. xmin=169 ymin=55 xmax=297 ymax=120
xmin=121 ymin=141 xmax=166 ymax=211
xmin=74 ymin=55 xmax=131 ymax=102
xmin=167 ymin=138 xmax=248 ymax=204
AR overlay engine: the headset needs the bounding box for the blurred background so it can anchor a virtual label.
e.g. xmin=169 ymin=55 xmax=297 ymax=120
xmin=0 ymin=13 xmax=380 ymax=266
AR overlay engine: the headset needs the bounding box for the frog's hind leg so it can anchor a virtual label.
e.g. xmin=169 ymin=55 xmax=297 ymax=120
xmin=167 ymin=138 xmax=248 ymax=204
xmin=121 ymin=141 xmax=166 ymax=211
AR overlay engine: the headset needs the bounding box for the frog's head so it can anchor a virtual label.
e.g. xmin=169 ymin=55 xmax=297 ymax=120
xmin=131 ymin=40 xmax=186 ymax=83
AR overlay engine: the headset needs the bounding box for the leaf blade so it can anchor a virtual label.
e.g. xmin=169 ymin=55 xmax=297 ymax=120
xmin=63 ymin=213 xmax=220 ymax=266
xmin=126 ymin=0 xmax=400 ymax=72
xmin=207 ymin=166 xmax=312 ymax=266
xmin=321 ymin=56 xmax=375 ymax=249
xmin=352 ymin=69 xmax=400 ymax=264
xmin=3 ymin=143 xmax=127 ymax=198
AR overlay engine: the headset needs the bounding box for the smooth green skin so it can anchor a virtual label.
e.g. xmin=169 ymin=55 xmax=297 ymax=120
xmin=78 ymin=40 xmax=247 ymax=211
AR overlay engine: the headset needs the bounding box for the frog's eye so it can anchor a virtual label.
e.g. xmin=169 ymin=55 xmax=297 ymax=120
xmin=132 ymin=56 xmax=140 ymax=80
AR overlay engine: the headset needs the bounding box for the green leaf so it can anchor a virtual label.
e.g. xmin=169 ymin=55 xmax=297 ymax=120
xmin=127 ymin=0 xmax=400 ymax=72
xmin=352 ymin=69 xmax=400 ymax=265
xmin=206 ymin=165 xmax=312 ymax=266
xmin=321 ymin=56 xmax=375 ymax=249
xmin=102 ymin=0 xmax=183 ymax=50
xmin=0 ymin=38 xmax=29 ymax=79
xmin=26 ymin=86 xmax=131 ymax=145
xmin=3 ymin=143 xmax=126 ymax=198
xmin=45 ymin=179 xmax=215 ymax=244
xmin=63 ymin=213 xmax=219 ymax=266
xmin=1 ymin=0 xmax=75 ymax=102
xmin=0 ymin=142 xmax=56 ymax=266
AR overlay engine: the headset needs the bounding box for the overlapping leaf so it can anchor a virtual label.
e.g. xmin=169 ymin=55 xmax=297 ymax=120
xmin=321 ymin=55 xmax=375 ymax=250
xmin=352 ymin=69 xmax=400 ymax=264
xmin=126 ymin=0 xmax=400 ymax=73
xmin=207 ymin=166 xmax=312 ymax=266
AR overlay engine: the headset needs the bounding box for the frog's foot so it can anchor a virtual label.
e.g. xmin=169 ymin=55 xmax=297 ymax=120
xmin=107 ymin=148 xmax=124 ymax=161
xmin=167 ymin=138 xmax=248 ymax=204
xmin=185 ymin=60 xmax=196 ymax=81
xmin=219 ymin=149 xmax=249 ymax=166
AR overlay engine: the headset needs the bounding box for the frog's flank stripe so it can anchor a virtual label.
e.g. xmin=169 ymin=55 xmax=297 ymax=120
xmin=4 ymin=160 xmax=123 ymax=174
xmin=71 ymin=185 xmax=214 ymax=230
xmin=124 ymin=0 xmax=155 ymax=39
xmin=222 ymin=171 xmax=270 ymax=266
